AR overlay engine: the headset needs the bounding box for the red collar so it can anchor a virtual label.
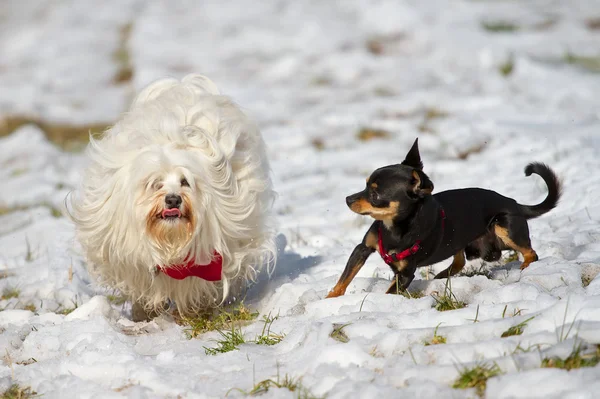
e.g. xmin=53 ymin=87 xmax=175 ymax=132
xmin=158 ymin=251 xmax=223 ymax=281
xmin=377 ymin=208 xmax=446 ymax=265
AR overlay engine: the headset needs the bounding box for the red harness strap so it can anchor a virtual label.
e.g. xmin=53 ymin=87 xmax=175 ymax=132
xmin=158 ymin=251 xmax=223 ymax=281
xmin=377 ymin=208 xmax=446 ymax=265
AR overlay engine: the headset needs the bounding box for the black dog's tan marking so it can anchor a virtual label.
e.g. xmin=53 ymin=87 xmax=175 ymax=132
xmin=350 ymin=198 xmax=399 ymax=222
xmin=494 ymin=225 xmax=538 ymax=269
xmin=326 ymin=138 xmax=561 ymax=297
xmin=326 ymin=227 xmax=378 ymax=297
xmin=433 ymin=251 xmax=466 ymax=279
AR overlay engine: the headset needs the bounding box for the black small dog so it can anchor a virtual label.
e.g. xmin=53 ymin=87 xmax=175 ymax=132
xmin=326 ymin=138 xmax=561 ymax=298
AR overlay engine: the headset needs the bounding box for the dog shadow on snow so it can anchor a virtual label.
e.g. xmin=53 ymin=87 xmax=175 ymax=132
xmin=243 ymin=234 xmax=323 ymax=304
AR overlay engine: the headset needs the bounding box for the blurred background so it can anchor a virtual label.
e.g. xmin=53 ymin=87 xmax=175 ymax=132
xmin=2 ymin=0 xmax=599 ymax=151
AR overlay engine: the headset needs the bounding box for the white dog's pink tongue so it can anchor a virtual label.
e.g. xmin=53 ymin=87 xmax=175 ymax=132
xmin=162 ymin=208 xmax=181 ymax=218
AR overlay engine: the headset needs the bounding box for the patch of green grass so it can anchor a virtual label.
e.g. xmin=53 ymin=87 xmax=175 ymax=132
xmin=254 ymin=313 xmax=285 ymax=346
xmin=10 ymin=168 xmax=28 ymax=177
xmin=499 ymin=54 xmax=515 ymax=77
xmin=564 ymin=52 xmax=600 ymax=73
xmin=541 ymin=345 xmax=600 ymax=370
xmin=431 ymin=279 xmax=466 ymax=312
xmin=330 ymin=323 xmax=351 ymax=343
xmin=204 ymin=325 xmax=246 ymax=355
xmin=112 ymin=23 xmax=134 ymax=84
xmin=504 ymin=250 xmax=519 ymax=263
xmin=23 ymin=304 xmax=36 ymax=313
xmin=424 ymin=323 xmax=447 ymax=346
xmin=356 ymin=127 xmax=391 ymax=142
xmin=106 ymin=294 xmax=128 ymax=305
xmin=179 ymin=302 xmax=258 ymax=339
xmin=1 ymin=384 xmax=37 ymax=399
xmin=310 ymin=137 xmax=325 ymax=151
xmin=1 ymin=287 xmax=20 ymax=300
xmin=0 ymin=203 xmax=62 ymax=219
xmin=310 ymin=76 xmax=333 ymax=86
xmin=228 ymin=374 xmax=323 ymax=398
xmin=481 ymin=21 xmax=519 ymax=33
xmin=204 ymin=312 xmax=285 ymax=354
xmin=416 ymin=107 xmax=449 ymax=134
xmin=456 ymin=142 xmax=488 ymax=160
xmin=501 ymin=316 xmax=535 ymax=338
xmin=373 ymin=87 xmax=395 ymax=97
xmin=0 ymin=271 xmax=14 ymax=279
xmin=0 ymin=115 xmax=110 ymax=151
xmin=452 ymin=362 xmax=502 ymax=397
xmin=57 ymin=308 xmax=75 ymax=315
xmin=424 ymin=107 xmax=448 ymax=120
xmin=398 ymin=289 xmax=425 ymax=299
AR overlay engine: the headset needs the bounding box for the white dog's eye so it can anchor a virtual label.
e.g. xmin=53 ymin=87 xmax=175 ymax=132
xmin=152 ymin=181 xmax=163 ymax=191
xmin=181 ymin=178 xmax=190 ymax=187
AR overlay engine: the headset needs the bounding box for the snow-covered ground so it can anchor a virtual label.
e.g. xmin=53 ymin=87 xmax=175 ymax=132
xmin=2 ymin=0 xmax=600 ymax=398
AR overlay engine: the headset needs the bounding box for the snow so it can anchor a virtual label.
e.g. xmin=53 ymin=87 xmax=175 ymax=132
xmin=2 ymin=0 xmax=600 ymax=398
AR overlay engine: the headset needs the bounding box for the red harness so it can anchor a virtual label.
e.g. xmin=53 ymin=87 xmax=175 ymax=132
xmin=377 ymin=209 xmax=446 ymax=265
xmin=158 ymin=251 xmax=223 ymax=281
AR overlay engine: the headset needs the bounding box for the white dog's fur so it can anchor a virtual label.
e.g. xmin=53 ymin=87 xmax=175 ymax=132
xmin=69 ymin=74 xmax=276 ymax=316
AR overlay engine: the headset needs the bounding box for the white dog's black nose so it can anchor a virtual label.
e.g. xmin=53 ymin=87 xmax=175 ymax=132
xmin=165 ymin=194 xmax=182 ymax=209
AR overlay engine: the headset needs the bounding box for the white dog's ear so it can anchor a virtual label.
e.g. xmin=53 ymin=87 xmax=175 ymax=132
xmin=182 ymin=74 xmax=221 ymax=96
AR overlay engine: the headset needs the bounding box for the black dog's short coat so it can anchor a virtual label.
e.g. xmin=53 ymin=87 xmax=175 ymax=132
xmin=326 ymin=138 xmax=561 ymax=297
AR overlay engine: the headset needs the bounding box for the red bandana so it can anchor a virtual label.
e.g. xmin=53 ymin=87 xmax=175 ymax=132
xmin=158 ymin=251 xmax=223 ymax=281
xmin=377 ymin=208 xmax=446 ymax=265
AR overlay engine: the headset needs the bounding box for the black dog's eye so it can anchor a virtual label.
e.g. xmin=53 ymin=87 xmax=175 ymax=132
xmin=181 ymin=178 xmax=190 ymax=187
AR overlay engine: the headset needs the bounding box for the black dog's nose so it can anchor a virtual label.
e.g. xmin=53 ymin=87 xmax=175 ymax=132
xmin=346 ymin=196 xmax=356 ymax=207
xmin=165 ymin=194 xmax=182 ymax=209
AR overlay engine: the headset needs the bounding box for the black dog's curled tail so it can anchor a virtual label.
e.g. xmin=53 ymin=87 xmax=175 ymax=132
xmin=519 ymin=162 xmax=562 ymax=219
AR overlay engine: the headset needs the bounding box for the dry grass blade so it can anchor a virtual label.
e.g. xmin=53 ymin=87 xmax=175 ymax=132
xmin=481 ymin=21 xmax=519 ymax=32
xmin=227 ymin=374 xmax=323 ymax=398
xmin=1 ymin=384 xmax=37 ymax=399
xmin=501 ymin=316 xmax=535 ymax=338
xmin=330 ymin=323 xmax=351 ymax=343
xmin=1 ymin=287 xmax=20 ymax=301
xmin=356 ymin=127 xmax=391 ymax=142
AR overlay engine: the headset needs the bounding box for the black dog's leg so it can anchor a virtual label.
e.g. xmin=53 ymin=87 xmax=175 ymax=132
xmin=386 ymin=262 xmax=417 ymax=294
xmin=433 ymin=251 xmax=466 ymax=279
xmin=326 ymin=227 xmax=377 ymax=298
xmin=494 ymin=215 xmax=538 ymax=270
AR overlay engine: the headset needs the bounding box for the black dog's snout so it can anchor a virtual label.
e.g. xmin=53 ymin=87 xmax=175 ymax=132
xmin=165 ymin=194 xmax=182 ymax=209
xmin=346 ymin=196 xmax=357 ymax=207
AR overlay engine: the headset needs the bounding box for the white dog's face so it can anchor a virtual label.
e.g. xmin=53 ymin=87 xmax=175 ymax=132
xmin=134 ymin=154 xmax=200 ymax=260
xmin=145 ymin=170 xmax=195 ymax=242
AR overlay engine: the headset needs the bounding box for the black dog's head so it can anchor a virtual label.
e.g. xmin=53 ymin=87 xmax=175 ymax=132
xmin=346 ymin=138 xmax=434 ymax=222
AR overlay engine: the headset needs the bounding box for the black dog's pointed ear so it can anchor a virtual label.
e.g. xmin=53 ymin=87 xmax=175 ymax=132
xmin=410 ymin=170 xmax=434 ymax=198
xmin=401 ymin=138 xmax=423 ymax=170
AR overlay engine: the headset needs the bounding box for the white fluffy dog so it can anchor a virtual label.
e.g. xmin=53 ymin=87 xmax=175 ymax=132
xmin=69 ymin=74 xmax=276 ymax=320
